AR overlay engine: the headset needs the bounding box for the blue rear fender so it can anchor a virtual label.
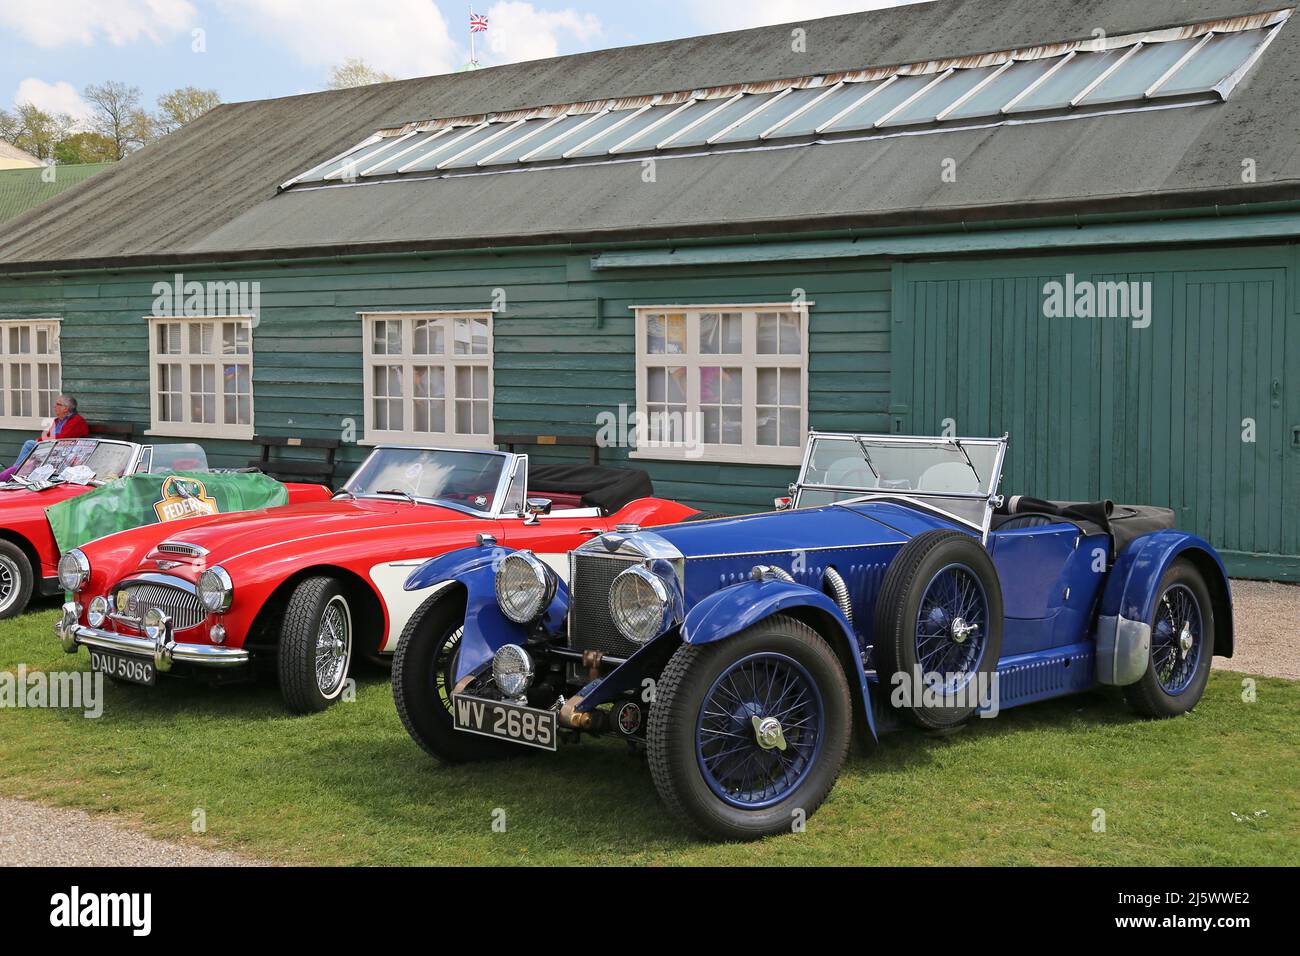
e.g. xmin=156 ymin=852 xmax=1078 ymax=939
xmin=680 ymin=579 xmax=877 ymax=740
xmin=402 ymin=545 xmax=570 ymax=684
xmin=1094 ymin=530 xmax=1234 ymax=685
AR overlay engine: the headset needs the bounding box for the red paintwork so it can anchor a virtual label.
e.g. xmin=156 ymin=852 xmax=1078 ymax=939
xmin=73 ymin=491 xmax=698 ymax=657
xmin=0 ymin=481 xmax=330 ymax=583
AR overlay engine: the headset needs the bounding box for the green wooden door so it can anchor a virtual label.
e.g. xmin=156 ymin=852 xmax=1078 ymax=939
xmin=892 ymin=253 xmax=1296 ymax=580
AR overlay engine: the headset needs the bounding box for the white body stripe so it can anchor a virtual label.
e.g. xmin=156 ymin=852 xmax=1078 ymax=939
xmin=368 ymin=553 xmax=572 ymax=654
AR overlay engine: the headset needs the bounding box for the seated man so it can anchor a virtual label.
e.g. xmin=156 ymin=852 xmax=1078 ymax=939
xmin=0 ymin=394 xmax=90 ymax=481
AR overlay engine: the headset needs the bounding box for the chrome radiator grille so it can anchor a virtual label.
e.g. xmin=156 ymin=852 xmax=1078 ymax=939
xmin=115 ymin=581 xmax=206 ymax=631
xmin=568 ymin=552 xmax=642 ymax=659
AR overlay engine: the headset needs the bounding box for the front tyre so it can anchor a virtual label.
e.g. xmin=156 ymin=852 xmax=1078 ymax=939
xmin=392 ymin=590 xmax=515 ymax=763
xmin=1123 ymin=559 xmax=1215 ymax=718
xmin=278 ymin=576 xmax=354 ymax=713
xmin=647 ymin=614 xmax=851 ymax=841
xmin=0 ymin=540 xmax=34 ymax=620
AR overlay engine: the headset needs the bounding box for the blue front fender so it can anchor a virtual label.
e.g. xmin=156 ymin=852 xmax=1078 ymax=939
xmin=681 ymin=580 xmax=876 ymax=740
xmin=403 ymin=545 xmax=570 ymax=684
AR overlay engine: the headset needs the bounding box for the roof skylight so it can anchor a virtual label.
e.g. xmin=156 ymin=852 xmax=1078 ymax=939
xmin=282 ymin=9 xmax=1289 ymax=190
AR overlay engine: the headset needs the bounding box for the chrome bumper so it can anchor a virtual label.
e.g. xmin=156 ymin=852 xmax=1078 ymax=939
xmin=55 ymin=603 xmax=249 ymax=672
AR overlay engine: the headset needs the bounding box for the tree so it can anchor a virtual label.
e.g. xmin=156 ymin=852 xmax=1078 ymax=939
xmin=155 ymin=86 xmax=222 ymax=134
xmin=52 ymin=131 xmax=118 ymax=165
xmin=83 ymin=81 xmax=155 ymax=160
xmin=328 ymin=58 xmax=395 ymax=89
xmin=0 ymin=103 xmax=77 ymax=161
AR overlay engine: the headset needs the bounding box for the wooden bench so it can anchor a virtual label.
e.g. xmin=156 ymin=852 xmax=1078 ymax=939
xmin=248 ymin=435 xmax=341 ymax=486
xmin=496 ymin=433 xmax=601 ymax=465
xmin=88 ymin=420 xmax=136 ymax=439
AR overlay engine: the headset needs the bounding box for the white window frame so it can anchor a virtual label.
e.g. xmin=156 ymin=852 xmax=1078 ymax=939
xmin=631 ymin=303 xmax=811 ymax=466
xmin=360 ymin=310 xmax=495 ymax=449
xmin=0 ymin=318 xmax=63 ymax=430
xmin=145 ymin=316 xmax=255 ymax=440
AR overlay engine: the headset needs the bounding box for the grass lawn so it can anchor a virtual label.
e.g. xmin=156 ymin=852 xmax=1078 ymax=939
xmin=2 ymin=600 xmax=1296 ymax=866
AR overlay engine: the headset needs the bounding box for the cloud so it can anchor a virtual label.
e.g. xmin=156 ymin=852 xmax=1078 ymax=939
xmin=216 ymin=0 xmax=460 ymax=78
xmin=481 ymin=2 xmax=602 ymax=65
xmin=13 ymin=78 xmax=95 ymax=123
xmin=0 ymin=0 xmax=197 ymax=48
xmin=689 ymin=0 xmax=932 ymax=32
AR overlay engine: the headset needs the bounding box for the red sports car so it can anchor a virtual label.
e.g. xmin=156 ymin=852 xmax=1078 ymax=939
xmin=0 ymin=436 xmax=328 ymax=618
xmin=56 ymin=445 xmax=698 ymax=712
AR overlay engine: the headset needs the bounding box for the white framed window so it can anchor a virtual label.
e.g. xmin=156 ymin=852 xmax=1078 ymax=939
xmin=146 ymin=317 xmax=254 ymax=440
xmin=633 ymin=304 xmax=810 ymax=465
xmin=361 ymin=311 xmax=493 ymax=448
xmin=0 ymin=319 xmax=62 ymax=429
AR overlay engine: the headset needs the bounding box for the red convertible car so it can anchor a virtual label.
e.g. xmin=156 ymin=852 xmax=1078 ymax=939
xmin=0 ymin=436 xmax=327 ymax=619
xmin=56 ymin=445 xmax=698 ymax=712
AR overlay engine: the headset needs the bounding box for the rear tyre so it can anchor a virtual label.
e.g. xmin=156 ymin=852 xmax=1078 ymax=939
xmin=278 ymin=576 xmax=354 ymax=713
xmin=1123 ymin=559 xmax=1214 ymax=718
xmin=647 ymin=614 xmax=851 ymax=841
xmin=873 ymin=529 xmax=1003 ymax=730
xmin=392 ymin=590 xmax=515 ymax=763
xmin=0 ymin=540 xmax=33 ymax=619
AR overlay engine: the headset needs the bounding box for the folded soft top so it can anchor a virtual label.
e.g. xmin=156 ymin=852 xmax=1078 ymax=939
xmin=530 ymin=464 xmax=654 ymax=515
xmin=996 ymin=496 xmax=1175 ymax=555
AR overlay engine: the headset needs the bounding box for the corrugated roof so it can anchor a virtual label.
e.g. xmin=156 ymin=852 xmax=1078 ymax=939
xmin=0 ymin=163 xmax=113 ymax=226
xmin=0 ymin=0 xmax=1296 ymax=271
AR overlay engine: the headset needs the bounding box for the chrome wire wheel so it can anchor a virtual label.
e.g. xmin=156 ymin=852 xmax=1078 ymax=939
xmin=914 ymin=562 xmax=988 ymax=694
xmin=0 ymin=555 xmax=17 ymax=615
xmin=432 ymin=625 xmax=464 ymax=715
xmin=314 ymin=594 xmax=353 ymax=697
xmin=1152 ymin=583 xmax=1203 ymax=696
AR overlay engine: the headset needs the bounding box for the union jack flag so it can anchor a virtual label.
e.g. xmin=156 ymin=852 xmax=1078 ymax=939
xmin=470 ymin=12 xmax=488 ymax=32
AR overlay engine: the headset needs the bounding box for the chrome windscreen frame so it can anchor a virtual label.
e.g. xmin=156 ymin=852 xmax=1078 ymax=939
xmin=792 ymin=432 xmax=1009 ymax=544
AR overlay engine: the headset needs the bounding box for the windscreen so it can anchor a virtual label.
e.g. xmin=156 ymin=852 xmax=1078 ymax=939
xmin=345 ymin=447 xmax=507 ymax=512
xmin=12 ymin=439 xmax=134 ymax=485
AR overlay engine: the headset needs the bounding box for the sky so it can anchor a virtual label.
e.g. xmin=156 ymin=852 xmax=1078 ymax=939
xmin=0 ymin=0 xmax=927 ymax=122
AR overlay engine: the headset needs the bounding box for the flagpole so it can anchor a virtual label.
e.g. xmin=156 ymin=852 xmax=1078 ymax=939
xmin=469 ymin=3 xmax=476 ymax=65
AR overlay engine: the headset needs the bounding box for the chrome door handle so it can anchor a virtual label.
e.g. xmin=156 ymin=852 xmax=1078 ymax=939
xmin=578 ymin=528 xmax=602 ymax=536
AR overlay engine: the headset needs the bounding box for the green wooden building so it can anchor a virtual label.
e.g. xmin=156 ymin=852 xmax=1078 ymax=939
xmin=0 ymin=0 xmax=1297 ymax=579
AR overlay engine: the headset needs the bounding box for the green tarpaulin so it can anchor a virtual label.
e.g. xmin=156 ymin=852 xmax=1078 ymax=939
xmin=45 ymin=472 xmax=289 ymax=554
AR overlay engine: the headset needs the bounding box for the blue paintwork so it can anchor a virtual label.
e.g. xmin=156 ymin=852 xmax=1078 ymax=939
xmin=402 ymin=545 xmax=569 ymax=682
xmin=681 ymin=578 xmax=877 ymax=739
xmin=1096 ymin=530 xmax=1234 ymax=655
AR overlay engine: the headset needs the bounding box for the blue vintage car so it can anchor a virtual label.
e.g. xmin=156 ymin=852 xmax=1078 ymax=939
xmin=393 ymin=433 xmax=1233 ymax=840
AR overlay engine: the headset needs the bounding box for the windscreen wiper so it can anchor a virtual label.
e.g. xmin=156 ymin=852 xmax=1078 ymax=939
xmin=953 ymin=439 xmax=982 ymax=485
xmin=852 ymin=437 xmax=880 ymax=481
xmin=376 ymin=488 xmax=417 ymax=503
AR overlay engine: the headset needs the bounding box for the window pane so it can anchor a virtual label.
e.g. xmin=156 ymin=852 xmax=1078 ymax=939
xmin=644 ymin=312 xmax=686 ymax=355
xmin=941 ymin=58 xmax=1058 ymax=120
xmin=1004 ymin=49 xmax=1122 ymax=113
xmin=355 ymin=130 xmax=453 ymax=176
xmin=455 ymin=400 xmax=472 ymax=434
xmin=647 ymin=367 xmax=665 ymax=402
xmin=400 ymin=124 xmax=501 ymax=173
xmin=756 ymin=409 xmax=778 ymax=446
xmin=603 ymin=103 xmax=694 ymax=153
xmin=472 ymin=400 xmax=488 ymax=434
xmin=454 ymin=317 xmax=489 ymax=355
xmin=222 ymin=322 xmax=251 ymax=355
xmin=307 ymin=136 xmax=406 ymax=181
xmin=1078 ymin=39 xmax=1201 ymax=106
xmin=772 ymin=82 xmax=885 ymax=136
xmin=779 ymin=408 xmax=801 ymax=446
xmin=711 ymin=86 xmax=828 ymax=143
xmin=667 ymin=93 xmax=780 ymax=148
xmin=780 ymin=367 xmax=800 ymax=404
xmin=757 ymin=313 xmax=800 ymax=354
xmin=817 ymin=74 xmax=935 ymax=132
xmin=413 ymin=319 xmax=445 ymax=355
xmin=1155 ymin=30 xmax=1270 ymax=98
xmin=878 ymin=66 xmax=1002 ymax=127
xmin=519 ymin=112 xmax=620 ymax=162
xmin=440 ymin=119 xmax=552 ymax=169
xmin=665 ymin=367 xmax=686 ymax=403
xmin=757 ymin=367 xmax=778 ymax=405
xmin=472 ymin=365 xmax=488 ymax=396
xmin=373 ymin=320 xmax=402 ymax=356
xmin=699 ymin=312 xmax=741 ymax=353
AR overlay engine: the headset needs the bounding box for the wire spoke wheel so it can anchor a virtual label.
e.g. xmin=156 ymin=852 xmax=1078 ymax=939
xmin=914 ymin=562 xmax=987 ymax=694
xmin=0 ymin=556 xmax=16 ymax=613
xmin=695 ymin=652 xmax=824 ymax=810
xmin=314 ymin=595 xmax=352 ymax=696
xmin=432 ymin=624 xmax=463 ymax=715
xmin=1150 ymin=583 xmax=1203 ymax=695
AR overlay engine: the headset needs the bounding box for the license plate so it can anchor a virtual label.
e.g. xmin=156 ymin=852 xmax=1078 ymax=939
xmin=90 ymin=650 xmax=156 ymax=687
xmin=452 ymin=695 xmax=557 ymax=751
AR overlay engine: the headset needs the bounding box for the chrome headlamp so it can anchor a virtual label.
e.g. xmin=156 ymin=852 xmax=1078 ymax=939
xmin=196 ymin=566 xmax=234 ymax=613
xmin=609 ymin=564 xmax=677 ymax=645
xmin=57 ymin=549 xmax=90 ymax=592
xmin=142 ymin=607 xmax=171 ymax=643
xmin=494 ymin=551 xmax=556 ymax=624
xmin=491 ymin=643 xmax=535 ymax=698
xmin=87 ymin=595 xmax=108 ymax=628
